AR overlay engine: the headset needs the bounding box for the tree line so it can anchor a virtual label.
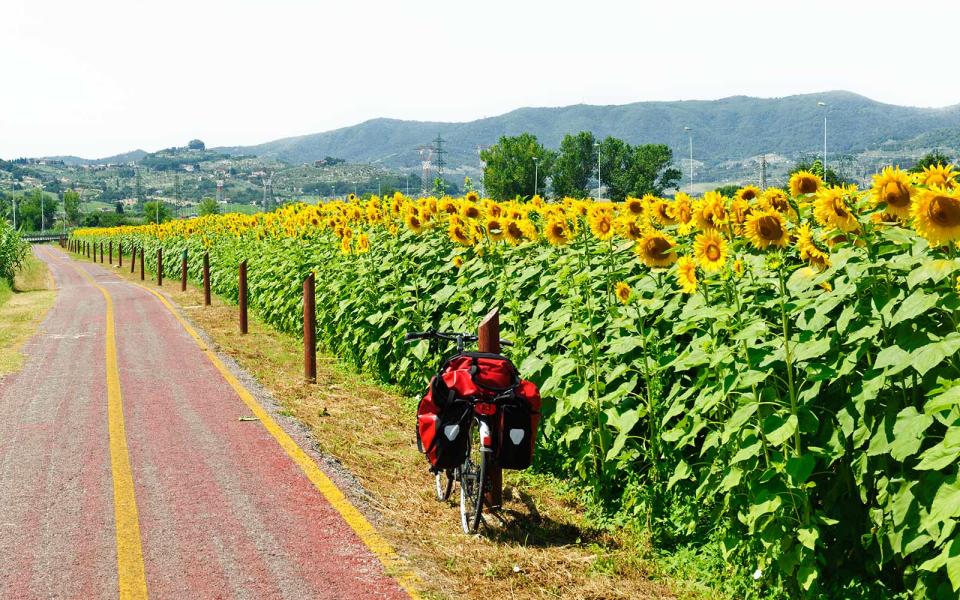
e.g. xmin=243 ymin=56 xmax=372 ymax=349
xmin=479 ymin=131 xmax=681 ymax=201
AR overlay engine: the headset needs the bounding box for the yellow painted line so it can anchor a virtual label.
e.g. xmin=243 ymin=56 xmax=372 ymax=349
xmin=70 ymin=264 xmax=149 ymax=600
xmin=134 ymin=283 xmax=421 ymax=599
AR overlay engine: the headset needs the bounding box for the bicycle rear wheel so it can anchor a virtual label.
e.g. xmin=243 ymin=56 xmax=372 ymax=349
xmin=460 ymin=417 xmax=488 ymax=533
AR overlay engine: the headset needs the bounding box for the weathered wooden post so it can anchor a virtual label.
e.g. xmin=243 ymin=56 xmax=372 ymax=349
xmin=140 ymin=247 xmax=145 ymax=281
xmin=108 ymin=241 xmax=113 ymax=264
xmin=181 ymin=249 xmax=188 ymax=292
xmin=157 ymin=248 xmax=163 ymax=286
xmin=238 ymin=260 xmax=248 ymax=334
xmin=478 ymin=308 xmax=503 ymax=508
xmin=303 ymin=272 xmax=316 ymax=382
xmin=130 ymin=245 xmax=136 ymax=273
xmin=118 ymin=242 xmax=123 ymax=268
xmin=203 ymin=252 xmax=211 ymax=306
xmin=99 ymin=242 xmax=104 ymax=263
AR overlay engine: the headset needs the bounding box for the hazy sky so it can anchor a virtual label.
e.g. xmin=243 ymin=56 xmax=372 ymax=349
xmin=3 ymin=0 xmax=957 ymax=159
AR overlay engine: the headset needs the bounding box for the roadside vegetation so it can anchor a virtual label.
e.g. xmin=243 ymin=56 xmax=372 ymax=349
xmin=0 ymin=236 xmax=55 ymax=377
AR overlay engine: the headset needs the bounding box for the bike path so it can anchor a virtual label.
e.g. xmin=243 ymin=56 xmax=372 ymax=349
xmin=0 ymin=247 xmax=411 ymax=599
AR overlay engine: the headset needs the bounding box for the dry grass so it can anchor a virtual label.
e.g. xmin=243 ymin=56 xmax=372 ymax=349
xmin=75 ymin=248 xmax=685 ymax=600
xmin=0 ymin=249 xmax=56 ymax=377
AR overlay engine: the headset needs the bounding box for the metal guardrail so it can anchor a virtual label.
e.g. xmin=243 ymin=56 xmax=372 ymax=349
xmin=22 ymin=233 xmax=66 ymax=243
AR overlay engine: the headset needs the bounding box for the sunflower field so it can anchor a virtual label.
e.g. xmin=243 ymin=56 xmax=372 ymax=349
xmin=72 ymin=163 xmax=960 ymax=598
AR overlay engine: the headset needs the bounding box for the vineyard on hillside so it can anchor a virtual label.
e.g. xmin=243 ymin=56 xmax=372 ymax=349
xmin=73 ymin=164 xmax=960 ymax=598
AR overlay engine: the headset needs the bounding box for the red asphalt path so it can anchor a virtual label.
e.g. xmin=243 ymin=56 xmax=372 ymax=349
xmin=0 ymin=247 xmax=409 ymax=599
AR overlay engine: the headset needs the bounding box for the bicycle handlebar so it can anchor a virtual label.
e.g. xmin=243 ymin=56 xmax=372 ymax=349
xmin=404 ymin=330 xmax=513 ymax=347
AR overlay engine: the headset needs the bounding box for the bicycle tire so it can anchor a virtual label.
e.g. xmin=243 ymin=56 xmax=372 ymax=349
xmin=435 ymin=469 xmax=454 ymax=501
xmin=460 ymin=417 xmax=487 ymax=533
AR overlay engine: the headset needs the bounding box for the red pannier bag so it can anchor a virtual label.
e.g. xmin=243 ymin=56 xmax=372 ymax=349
xmin=416 ymin=375 xmax=472 ymax=470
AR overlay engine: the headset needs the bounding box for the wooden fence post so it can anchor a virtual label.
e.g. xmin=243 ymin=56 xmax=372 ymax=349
xmin=131 ymin=245 xmax=136 ymax=273
xmin=140 ymin=247 xmax=145 ymax=281
xmin=238 ymin=260 xmax=248 ymax=334
xmin=181 ymin=249 xmax=188 ymax=292
xmin=157 ymin=248 xmax=163 ymax=286
xmin=478 ymin=308 xmax=503 ymax=508
xmin=119 ymin=242 xmax=123 ymax=268
xmin=99 ymin=242 xmax=103 ymax=263
xmin=303 ymin=272 xmax=316 ymax=382
xmin=109 ymin=241 xmax=113 ymax=264
xmin=203 ymin=252 xmax=211 ymax=306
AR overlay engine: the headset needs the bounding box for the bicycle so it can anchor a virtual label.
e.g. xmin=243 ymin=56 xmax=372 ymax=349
xmin=405 ymin=329 xmax=517 ymax=533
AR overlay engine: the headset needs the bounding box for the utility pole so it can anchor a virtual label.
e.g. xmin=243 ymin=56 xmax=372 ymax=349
xmin=818 ymin=101 xmax=828 ymax=177
xmin=41 ymin=189 xmax=45 ymax=234
xmin=405 ymin=174 xmax=409 ymax=197
xmin=595 ymin=141 xmax=601 ymax=199
xmin=760 ymin=155 xmax=767 ymax=190
xmin=533 ymin=157 xmax=539 ymax=198
xmin=433 ymin=133 xmax=447 ymax=196
xmin=684 ymin=126 xmax=694 ymax=194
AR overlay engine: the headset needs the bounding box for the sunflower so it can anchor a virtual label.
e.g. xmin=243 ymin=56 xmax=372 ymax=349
xmin=789 ymin=170 xmax=823 ymax=196
xmin=917 ymin=163 xmax=957 ymax=189
xmin=545 ymin=219 xmax=571 ymax=246
xmin=744 ymin=209 xmax=790 ymax=250
xmin=588 ymin=209 xmax=614 ymax=240
xmin=486 ymin=218 xmax=505 ymax=241
xmin=652 ymin=199 xmax=677 ymax=226
xmin=871 ymin=166 xmax=913 ymax=219
xmin=405 ymin=212 xmax=425 ymax=234
xmin=452 ymin=256 xmax=464 ymax=269
xmin=340 ymin=236 xmax=351 ymax=254
xmin=355 ymin=233 xmax=370 ymax=253
xmin=693 ymin=230 xmax=728 ymax=272
xmin=813 ymin=186 xmax=860 ymax=232
xmin=693 ymin=192 xmax=728 ymax=231
xmin=795 ymin=224 xmax=831 ymax=270
xmin=504 ymin=218 xmax=537 ymax=245
xmin=675 ymin=256 xmax=698 ymax=294
xmin=448 ymin=221 xmax=475 ymax=246
xmin=636 ymin=231 xmax=678 ymax=268
xmin=735 ymin=185 xmax=761 ymax=202
xmin=461 ymin=202 xmax=482 ymax=220
xmin=674 ymin=192 xmax=693 ymax=225
xmin=730 ymin=198 xmax=751 ymax=226
xmin=465 ymin=190 xmax=480 ymax=203
xmin=758 ymin=188 xmax=796 ymax=219
xmin=615 ymin=216 xmax=644 ymax=241
xmin=624 ymin=196 xmax=645 ymax=216
xmin=911 ymin=186 xmax=960 ymax=246
xmin=615 ymin=281 xmax=632 ymax=305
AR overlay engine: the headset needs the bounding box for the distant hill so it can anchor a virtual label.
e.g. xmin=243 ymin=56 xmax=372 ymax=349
xmin=214 ymin=91 xmax=960 ymax=171
xmin=42 ymin=149 xmax=148 ymax=166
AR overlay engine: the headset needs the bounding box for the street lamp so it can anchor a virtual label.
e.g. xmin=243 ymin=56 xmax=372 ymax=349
xmin=818 ymin=101 xmax=828 ymax=177
xmin=533 ymin=156 xmax=539 ymax=198
xmin=684 ymin=126 xmax=694 ymax=194
xmin=595 ymin=141 xmax=601 ymax=199
xmin=40 ymin=189 xmax=45 ymax=234
xmin=405 ymin=174 xmax=410 ymax=197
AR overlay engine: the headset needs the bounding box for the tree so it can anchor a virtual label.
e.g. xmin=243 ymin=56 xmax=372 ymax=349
xmin=63 ymin=189 xmax=82 ymax=225
xmin=143 ymin=201 xmax=172 ymax=224
xmin=17 ymin=189 xmax=56 ymax=231
xmin=789 ymin=159 xmax=843 ymax=187
xmin=115 ymin=202 xmax=124 ymax=214
xmin=480 ymin=133 xmax=556 ymax=201
xmin=187 ymin=139 xmax=206 ymax=151
xmin=714 ymin=184 xmax=742 ymax=196
xmin=198 ymin=197 xmax=220 ymax=216
xmin=552 ymin=131 xmax=597 ymax=199
xmin=598 ymin=137 xmax=681 ymax=201
xmin=910 ymin=151 xmax=953 ymax=173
